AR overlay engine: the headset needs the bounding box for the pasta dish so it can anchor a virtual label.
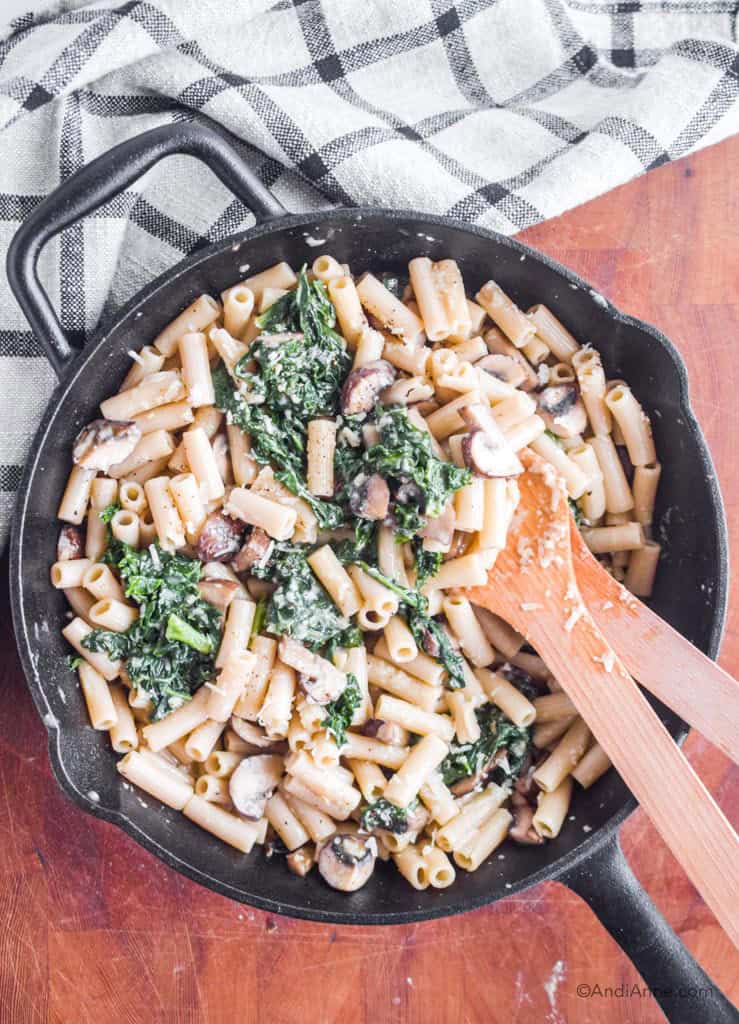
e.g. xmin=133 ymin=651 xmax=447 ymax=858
xmin=52 ymin=255 xmax=660 ymax=892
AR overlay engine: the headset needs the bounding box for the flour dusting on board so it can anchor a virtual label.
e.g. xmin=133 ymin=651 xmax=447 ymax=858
xmin=544 ymin=960 xmax=567 ymax=1022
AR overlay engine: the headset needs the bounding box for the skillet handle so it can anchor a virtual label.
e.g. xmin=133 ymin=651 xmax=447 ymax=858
xmin=560 ymin=833 xmax=736 ymax=1022
xmin=6 ymin=119 xmax=286 ymax=378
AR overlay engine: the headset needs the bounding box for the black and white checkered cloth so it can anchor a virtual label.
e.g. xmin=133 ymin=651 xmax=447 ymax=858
xmin=0 ymin=0 xmax=737 ymax=548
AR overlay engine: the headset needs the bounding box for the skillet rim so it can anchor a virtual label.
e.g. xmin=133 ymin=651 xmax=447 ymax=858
xmin=8 ymin=206 xmax=729 ymax=924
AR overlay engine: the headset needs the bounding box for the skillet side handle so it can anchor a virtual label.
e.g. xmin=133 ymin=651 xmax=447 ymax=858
xmin=6 ymin=119 xmax=286 ymax=378
xmin=560 ymin=833 xmax=736 ymax=1022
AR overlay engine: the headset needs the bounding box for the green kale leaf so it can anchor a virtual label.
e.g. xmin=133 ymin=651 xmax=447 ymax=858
xmin=568 ymin=497 xmax=583 ymax=526
xmin=440 ymin=704 xmax=531 ymax=788
xmin=360 ymin=797 xmax=418 ymax=834
xmin=213 ymin=365 xmax=344 ymax=529
xmin=99 ymin=502 xmax=120 ymax=524
xmin=406 ymin=610 xmax=466 ymax=689
xmin=254 ymin=542 xmax=353 ymax=651
xmin=323 ymin=672 xmax=361 ymax=747
xmin=412 ymin=538 xmax=442 ymax=590
xmin=82 ymin=543 xmax=222 ymax=719
xmin=352 ymin=405 xmax=470 ymax=541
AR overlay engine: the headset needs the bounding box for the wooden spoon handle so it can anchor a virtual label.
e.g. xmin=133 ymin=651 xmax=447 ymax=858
xmin=571 ymin=524 xmax=739 ymax=764
xmin=526 ymin=607 xmax=739 ymax=948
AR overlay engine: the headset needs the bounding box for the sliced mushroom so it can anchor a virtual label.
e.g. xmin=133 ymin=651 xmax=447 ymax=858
xmin=231 ymin=527 xmax=273 ymax=574
xmin=462 ymin=430 xmax=523 ymax=478
xmin=278 ymin=636 xmax=347 ymax=706
xmin=230 ymin=717 xmax=283 ymax=750
xmin=318 ymin=833 xmax=377 ymax=892
xmin=340 ymin=360 xmax=397 ymax=416
xmin=198 ymin=577 xmax=240 ymax=611
xmin=509 ymin=803 xmax=544 ymax=845
xmin=228 ymin=754 xmax=283 ymax=820
xmin=380 ymin=375 xmax=435 ymax=407
xmin=361 ymin=718 xmax=406 ymax=746
xmin=483 ymin=328 xmax=539 ymax=391
xmin=537 ymin=384 xmax=587 ymax=439
xmin=287 ymin=845 xmax=316 ymax=877
xmin=348 ymin=473 xmax=390 ymax=521
xmin=57 ymin=524 xmax=84 ymax=561
xmin=73 ymin=419 xmax=141 ymax=472
xmin=419 ymin=500 xmax=455 ymax=550
xmin=477 ymin=353 xmax=527 ymax=389
xmin=196 ymin=510 xmax=245 ymax=563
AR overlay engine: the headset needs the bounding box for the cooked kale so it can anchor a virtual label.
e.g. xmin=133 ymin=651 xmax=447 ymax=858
xmin=253 ymin=542 xmax=353 ymax=651
xmin=213 ymin=268 xmax=351 ymax=530
xmin=360 ymin=797 xmax=417 ymax=834
xmin=335 ymin=534 xmax=465 ymax=689
xmin=213 ymin=364 xmax=344 ymax=529
xmin=406 ymin=611 xmax=466 ymax=689
xmin=568 ymin=497 xmax=583 ymax=526
xmin=323 ymin=672 xmax=361 ymax=747
xmin=412 ymin=538 xmax=442 ymax=589
xmin=440 ymin=704 xmax=531 ymax=788
xmin=324 ymin=624 xmax=363 ymax=663
xmin=99 ymin=502 xmax=120 ymax=524
xmin=83 ymin=543 xmax=221 ymax=719
xmin=250 ymin=596 xmax=268 ymax=641
xmin=366 ymin=406 xmax=470 ymax=536
xmin=347 ymin=559 xmax=429 ymax=616
xmin=333 ymin=433 xmax=366 ymax=501
xmin=233 ymin=266 xmax=350 ymax=423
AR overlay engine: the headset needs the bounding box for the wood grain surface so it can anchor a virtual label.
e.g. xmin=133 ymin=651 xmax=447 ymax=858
xmin=1 ymin=134 xmax=738 ymax=1024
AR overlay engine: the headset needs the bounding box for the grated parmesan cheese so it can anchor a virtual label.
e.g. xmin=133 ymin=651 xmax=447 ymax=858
xmin=593 ymin=650 xmax=616 ymax=672
xmin=564 ymin=604 xmax=584 ymax=633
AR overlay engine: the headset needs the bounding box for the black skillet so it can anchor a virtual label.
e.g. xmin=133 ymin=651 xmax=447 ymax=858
xmin=6 ymin=120 xmax=735 ymax=1022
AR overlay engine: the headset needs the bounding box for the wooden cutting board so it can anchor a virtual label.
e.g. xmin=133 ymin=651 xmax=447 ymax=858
xmin=1 ymin=135 xmax=737 ymax=1023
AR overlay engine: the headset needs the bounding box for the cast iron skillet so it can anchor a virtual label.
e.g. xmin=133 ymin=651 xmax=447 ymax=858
xmin=6 ymin=121 xmax=734 ymax=1021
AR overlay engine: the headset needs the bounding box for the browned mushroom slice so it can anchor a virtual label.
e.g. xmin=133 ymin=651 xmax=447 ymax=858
xmin=340 ymin=360 xmax=397 ymax=416
xmin=462 ymin=430 xmax=523 ymax=478
xmin=57 ymin=524 xmax=85 ymax=561
xmin=509 ymin=803 xmax=545 ymax=845
xmin=483 ymin=328 xmax=539 ymax=391
xmin=419 ymin=500 xmax=455 ymax=549
xmin=228 ymin=754 xmax=283 ymax=820
xmin=231 ymin=527 xmax=273 ymax=573
xmin=278 ymin=636 xmax=347 ymax=706
xmin=287 ymin=845 xmax=316 ymax=877
xmin=230 ymin=717 xmax=282 ymax=750
xmin=73 ymin=419 xmax=141 ymax=472
xmin=318 ymin=833 xmax=377 ymax=891
xmin=348 ymin=473 xmax=390 ymax=521
xmin=196 ymin=510 xmax=245 ymax=562
xmin=361 ymin=718 xmax=406 ymax=746
xmin=477 ymin=353 xmax=527 ymax=389
xmin=379 ymin=376 xmax=434 ymax=407
xmin=197 ymin=577 xmax=240 ymax=611
xmin=537 ymin=384 xmax=587 ymax=439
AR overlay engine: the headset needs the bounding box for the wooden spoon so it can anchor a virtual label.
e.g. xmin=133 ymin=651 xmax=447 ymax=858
xmin=570 ymin=522 xmax=739 ymax=765
xmin=466 ymin=454 xmax=739 ymax=947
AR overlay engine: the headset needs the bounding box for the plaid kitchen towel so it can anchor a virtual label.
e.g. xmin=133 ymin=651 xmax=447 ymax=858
xmin=0 ymin=0 xmax=738 ymax=549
